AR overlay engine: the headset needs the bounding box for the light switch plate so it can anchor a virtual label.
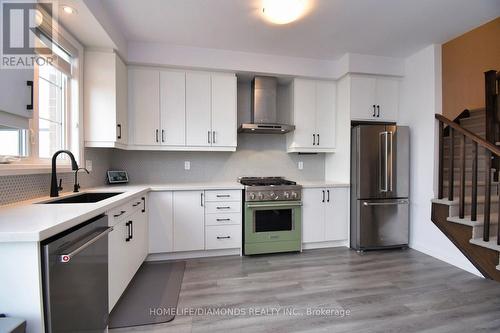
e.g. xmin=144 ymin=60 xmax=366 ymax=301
xmin=85 ymin=160 xmax=93 ymax=172
xmin=298 ymin=161 xmax=304 ymax=170
xmin=184 ymin=161 xmax=191 ymax=170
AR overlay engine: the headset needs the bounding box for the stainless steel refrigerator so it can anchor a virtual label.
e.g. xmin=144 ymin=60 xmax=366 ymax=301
xmin=350 ymin=124 xmax=410 ymax=250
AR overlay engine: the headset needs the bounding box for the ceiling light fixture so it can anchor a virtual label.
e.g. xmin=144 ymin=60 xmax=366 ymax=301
xmin=262 ymin=0 xmax=309 ymax=25
xmin=61 ymin=5 xmax=77 ymax=15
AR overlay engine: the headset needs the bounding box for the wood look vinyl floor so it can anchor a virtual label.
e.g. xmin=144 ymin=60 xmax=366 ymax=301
xmin=109 ymin=248 xmax=500 ymax=333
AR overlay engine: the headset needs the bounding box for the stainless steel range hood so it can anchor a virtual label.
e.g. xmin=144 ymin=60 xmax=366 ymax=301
xmin=238 ymin=76 xmax=295 ymax=134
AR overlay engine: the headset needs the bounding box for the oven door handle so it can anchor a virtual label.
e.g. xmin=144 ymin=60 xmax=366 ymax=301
xmin=246 ymin=202 xmax=302 ymax=208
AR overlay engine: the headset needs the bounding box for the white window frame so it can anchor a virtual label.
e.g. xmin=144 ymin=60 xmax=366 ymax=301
xmin=0 ymin=23 xmax=84 ymax=176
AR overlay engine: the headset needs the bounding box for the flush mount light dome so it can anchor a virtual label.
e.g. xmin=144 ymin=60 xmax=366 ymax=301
xmin=61 ymin=5 xmax=77 ymax=15
xmin=262 ymin=0 xmax=309 ymax=24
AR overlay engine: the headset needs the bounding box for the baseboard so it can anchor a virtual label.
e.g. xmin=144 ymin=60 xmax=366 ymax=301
xmin=146 ymin=248 xmax=241 ymax=261
xmin=302 ymin=240 xmax=349 ymax=250
xmin=410 ymin=241 xmax=483 ymax=277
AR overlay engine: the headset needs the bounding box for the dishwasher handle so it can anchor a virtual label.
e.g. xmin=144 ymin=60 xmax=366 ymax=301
xmin=59 ymin=227 xmax=113 ymax=263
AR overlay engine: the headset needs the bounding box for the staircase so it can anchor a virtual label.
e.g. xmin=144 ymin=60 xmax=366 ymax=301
xmin=432 ymin=70 xmax=500 ymax=281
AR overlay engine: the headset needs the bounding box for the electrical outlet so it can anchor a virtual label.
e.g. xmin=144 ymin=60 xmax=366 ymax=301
xmin=184 ymin=161 xmax=191 ymax=170
xmin=85 ymin=160 xmax=93 ymax=172
xmin=298 ymin=161 xmax=304 ymax=170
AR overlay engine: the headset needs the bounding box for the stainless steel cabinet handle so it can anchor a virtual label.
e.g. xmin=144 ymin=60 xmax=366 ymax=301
xmin=216 ymin=206 xmax=231 ymax=210
xmin=322 ymin=190 xmax=325 ymax=203
xmin=130 ymin=221 xmax=134 ymax=240
xmin=208 ymin=131 xmax=211 ymax=144
xmin=327 ymin=190 xmax=330 ymax=202
xmin=377 ymin=105 xmax=380 ymax=118
xmin=217 ymin=236 xmax=231 ymax=239
xmin=126 ymin=221 xmax=132 ymax=241
xmin=59 ymin=227 xmax=113 ymax=263
xmin=141 ymin=197 xmax=146 ymax=213
xmin=132 ymin=202 xmax=141 ymax=207
xmin=317 ymin=133 xmax=320 ymax=145
xmin=216 ymin=194 xmax=230 ymax=198
xmin=216 ymin=218 xmax=231 ymax=222
xmin=313 ymin=134 xmax=316 ymax=146
xmin=363 ymin=200 xmax=409 ymax=206
xmin=155 ymin=129 xmax=159 ymax=143
xmin=201 ymin=192 xmax=204 ymax=206
xmin=113 ymin=210 xmax=126 ymax=218
xmin=373 ymin=105 xmax=376 ymax=117
xmin=212 ymin=131 xmax=216 ymax=143
xmin=117 ymin=124 xmax=122 ymax=139
xmin=162 ymin=129 xmax=165 ymax=142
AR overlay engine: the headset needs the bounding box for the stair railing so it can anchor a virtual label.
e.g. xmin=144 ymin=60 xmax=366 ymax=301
xmin=436 ymin=114 xmax=500 ymax=244
xmin=485 ymin=70 xmax=500 ymax=181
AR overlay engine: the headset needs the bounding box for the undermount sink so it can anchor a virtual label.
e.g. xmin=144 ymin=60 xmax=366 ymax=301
xmin=40 ymin=192 xmax=123 ymax=204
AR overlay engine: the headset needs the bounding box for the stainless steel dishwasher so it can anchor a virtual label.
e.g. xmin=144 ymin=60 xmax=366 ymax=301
xmin=41 ymin=214 xmax=112 ymax=333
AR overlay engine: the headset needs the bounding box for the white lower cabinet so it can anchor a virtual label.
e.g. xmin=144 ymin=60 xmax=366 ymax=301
xmin=173 ymin=191 xmax=205 ymax=252
xmin=302 ymin=187 xmax=349 ymax=244
xmin=205 ymin=225 xmax=241 ymax=250
xmin=148 ymin=190 xmax=242 ymax=254
xmin=108 ymin=196 xmax=148 ymax=311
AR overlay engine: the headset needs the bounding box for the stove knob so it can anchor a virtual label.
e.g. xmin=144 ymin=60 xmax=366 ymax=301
xmin=258 ymin=192 xmax=264 ymax=200
xmin=291 ymin=192 xmax=298 ymax=199
xmin=249 ymin=193 xmax=256 ymax=200
xmin=269 ymin=192 xmax=276 ymax=199
xmin=284 ymin=192 xmax=290 ymax=199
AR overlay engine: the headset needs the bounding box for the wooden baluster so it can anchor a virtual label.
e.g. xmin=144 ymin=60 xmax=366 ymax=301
xmin=459 ymin=135 xmax=466 ymax=218
xmin=438 ymin=121 xmax=444 ymax=199
xmin=471 ymin=141 xmax=478 ymax=221
xmin=483 ymin=150 xmax=492 ymax=242
xmin=448 ymin=128 xmax=454 ymax=201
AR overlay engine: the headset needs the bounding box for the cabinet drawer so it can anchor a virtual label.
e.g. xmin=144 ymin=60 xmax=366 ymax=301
xmin=204 ymin=190 xmax=242 ymax=202
xmin=205 ymin=213 xmax=241 ymax=226
xmin=205 ymin=201 xmax=241 ymax=214
xmin=205 ymin=225 xmax=241 ymax=250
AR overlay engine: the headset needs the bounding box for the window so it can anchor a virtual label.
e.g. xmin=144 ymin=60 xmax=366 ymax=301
xmin=0 ymin=126 xmax=28 ymax=157
xmin=38 ymin=64 xmax=68 ymax=158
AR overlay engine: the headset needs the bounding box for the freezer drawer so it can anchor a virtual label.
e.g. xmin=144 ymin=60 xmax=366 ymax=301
xmin=355 ymin=199 xmax=409 ymax=249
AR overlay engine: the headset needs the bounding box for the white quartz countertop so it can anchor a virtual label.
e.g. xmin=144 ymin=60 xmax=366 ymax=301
xmin=0 ymin=182 xmax=244 ymax=243
xmin=298 ymin=181 xmax=350 ymax=188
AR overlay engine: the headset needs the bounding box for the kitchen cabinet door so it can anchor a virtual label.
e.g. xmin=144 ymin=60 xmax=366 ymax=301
xmin=315 ymin=81 xmax=336 ymax=149
xmin=350 ymin=76 xmax=377 ymax=120
xmin=130 ymin=208 xmax=148 ymax=271
xmin=302 ymin=188 xmax=326 ymax=243
xmin=0 ymin=68 xmax=34 ymax=119
xmin=173 ymin=191 xmax=205 ymax=252
xmin=108 ymin=217 xmax=131 ymax=311
xmin=115 ymin=56 xmax=128 ymax=144
xmin=148 ymin=192 xmax=174 ymax=253
xmin=375 ymin=78 xmax=399 ymax=121
xmin=160 ymin=70 xmax=186 ymax=146
xmin=325 ymin=188 xmax=349 ymax=241
xmin=291 ymin=79 xmax=316 ymax=149
xmin=211 ymin=73 xmax=237 ymax=148
xmin=128 ymin=68 xmax=160 ymax=145
xmin=186 ymin=72 xmax=211 ymax=146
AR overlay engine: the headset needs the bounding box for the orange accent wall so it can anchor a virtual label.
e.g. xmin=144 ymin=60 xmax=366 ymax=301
xmin=442 ymin=17 xmax=500 ymax=119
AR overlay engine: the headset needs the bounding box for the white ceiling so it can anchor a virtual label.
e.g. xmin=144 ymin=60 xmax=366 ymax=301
xmin=102 ymin=0 xmax=500 ymax=59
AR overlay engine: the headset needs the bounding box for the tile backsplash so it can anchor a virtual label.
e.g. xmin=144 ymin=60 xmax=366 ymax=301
xmin=0 ymin=148 xmax=112 ymax=206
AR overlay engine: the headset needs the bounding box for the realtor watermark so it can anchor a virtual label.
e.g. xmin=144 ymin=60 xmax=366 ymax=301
xmin=149 ymin=306 xmax=352 ymax=318
xmin=1 ymin=0 xmax=57 ymax=69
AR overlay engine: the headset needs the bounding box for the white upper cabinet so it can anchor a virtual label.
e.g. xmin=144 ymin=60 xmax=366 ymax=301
xmin=287 ymin=78 xmax=336 ymax=153
xmin=128 ymin=68 xmax=160 ymax=146
xmin=84 ymin=51 xmax=128 ymax=147
xmin=0 ymin=68 xmax=34 ymax=121
xmin=186 ymin=72 xmax=211 ymax=147
xmin=350 ymin=75 xmax=399 ymax=122
xmin=211 ymin=73 xmax=237 ymax=148
xmin=128 ymin=68 xmax=237 ymax=151
xmin=160 ymin=71 xmax=186 ymax=146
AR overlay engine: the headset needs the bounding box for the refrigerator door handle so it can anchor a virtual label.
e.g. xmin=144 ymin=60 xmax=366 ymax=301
xmin=387 ymin=131 xmax=393 ymax=192
xmin=363 ymin=200 xmax=409 ymax=206
xmin=379 ymin=132 xmax=387 ymax=192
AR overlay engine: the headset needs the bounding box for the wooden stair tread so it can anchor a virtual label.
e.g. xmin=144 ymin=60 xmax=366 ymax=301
xmin=470 ymin=237 xmax=500 ymax=252
xmin=447 ymin=214 xmax=499 ymax=226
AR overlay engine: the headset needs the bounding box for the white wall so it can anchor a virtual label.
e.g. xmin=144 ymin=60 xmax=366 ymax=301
xmin=399 ymin=44 xmax=482 ymax=276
